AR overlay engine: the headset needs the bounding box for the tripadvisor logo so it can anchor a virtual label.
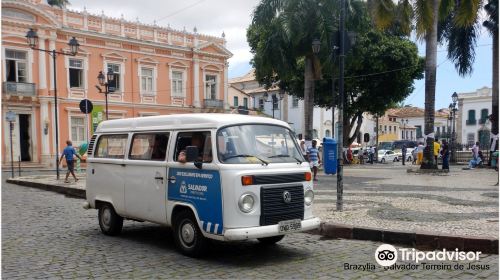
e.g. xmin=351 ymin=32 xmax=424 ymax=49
xmin=375 ymin=244 xmax=482 ymax=267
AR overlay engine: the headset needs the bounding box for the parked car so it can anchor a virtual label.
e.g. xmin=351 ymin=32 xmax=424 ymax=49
xmin=378 ymin=149 xmax=399 ymax=163
xmin=395 ymin=147 xmax=415 ymax=162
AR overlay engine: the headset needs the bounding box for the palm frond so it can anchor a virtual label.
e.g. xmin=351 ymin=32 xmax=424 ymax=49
xmin=367 ymin=0 xmax=396 ymax=29
xmin=414 ymin=0 xmax=434 ymax=38
xmin=454 ymin=0 xmax=482 ymax=27
xmin=396 ymin=0 xmax=414 ymax=35
xmin=447 ymin=21 xmax=479 ymax=76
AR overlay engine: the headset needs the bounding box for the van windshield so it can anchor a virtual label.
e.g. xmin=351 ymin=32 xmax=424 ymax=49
xmin=217 ymin=124 xmax=305 ymax=164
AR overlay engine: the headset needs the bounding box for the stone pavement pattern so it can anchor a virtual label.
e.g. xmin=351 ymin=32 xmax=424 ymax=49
xmin=2 ymin=181 xmax=498 ymax=279
xmin=313 ymin=164 xmax=499 ymax=238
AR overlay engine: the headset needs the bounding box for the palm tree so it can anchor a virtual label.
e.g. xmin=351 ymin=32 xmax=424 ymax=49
xmin=483 ymin=0 xmax=498 ymax=154
xmin=369 ymin=0 xmax=483 ymax=169
xmin=248 ymin=0 xmax=338 ymax=141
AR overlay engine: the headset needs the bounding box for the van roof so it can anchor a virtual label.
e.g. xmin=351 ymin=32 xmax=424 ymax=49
xmin=95 ymin=113 xmax=290 ymax=133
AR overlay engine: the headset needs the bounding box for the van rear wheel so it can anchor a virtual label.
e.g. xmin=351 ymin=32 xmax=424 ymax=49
xmin=258 ymin=235 xmax=285 ymax=245
xmin=98 ymin=203 xmax=123 ymax=236
xmin=173 ymin=210 xmax=207 ymax=257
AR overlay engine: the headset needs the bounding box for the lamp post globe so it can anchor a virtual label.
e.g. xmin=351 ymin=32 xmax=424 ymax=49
xmin=97 ymin=71 xmax=106 ymax=86
xmin=106 ymin=69 xmax=115 ymax=82
xmin=452 ymin=92 xmax=458 ymax=103
xmin=312 ymin=38 xmax=320 ymax=54
xmin=68 ymin=36 xmax=80 ymax=55
xmin=25 ymin=28 xmax=38 ymax=48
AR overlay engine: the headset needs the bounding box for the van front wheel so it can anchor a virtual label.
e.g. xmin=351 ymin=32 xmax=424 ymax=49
xmin=173 ymin=210 xmax=207 ymax=257
xmin=98 ymin=203 xmax=123 ymax=236
xmin=258 ymin=235 xmax=285 ymax=245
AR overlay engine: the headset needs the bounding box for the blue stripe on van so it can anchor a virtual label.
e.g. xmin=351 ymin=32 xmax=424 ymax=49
xmin=167 ymin=168 xmax=223 ymax=235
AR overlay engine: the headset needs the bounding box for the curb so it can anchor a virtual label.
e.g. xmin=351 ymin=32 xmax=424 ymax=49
xmin=7 ymin=179 xmax=499 ymax=254
xmin=312 ymin=222 xmax=498 ymax=254
xmin=6 ymin=179 xmax=86 ymax=199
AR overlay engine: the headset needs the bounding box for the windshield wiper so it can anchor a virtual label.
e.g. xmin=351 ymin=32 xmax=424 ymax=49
xmin=223 ymin=154 xmax=269 ymax=165
xmin=268 ymin=154 xmax=303 ymax=164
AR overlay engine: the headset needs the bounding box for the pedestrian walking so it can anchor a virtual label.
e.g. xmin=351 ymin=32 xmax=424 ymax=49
xmin=472 ymin=141 xmax=480 ymax=161
xmin=368 ymin=146 xmax=374 ymax=164
xmin=59 ymin=140 xmax=82 ymax=183
xmin=434 ymin=139 xmax=441 ymax=166
xmin=441 ymin=139 xmax=450 ymax=171
xmin=417 ymin=142 xmax=424 ymax=165
xmin=307 ymin=140 xmax=321 ymax=181
xmin=402 ymin=144 xmax=407 ymax=165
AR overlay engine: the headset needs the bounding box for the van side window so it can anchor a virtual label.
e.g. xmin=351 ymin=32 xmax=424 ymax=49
xmin=174 ymin=131 xmax=212 ymax=163
xmin=94 ymin=134 xmax=128 ymax=159
xmin=129 ymin=133 xmax=169 ymax=161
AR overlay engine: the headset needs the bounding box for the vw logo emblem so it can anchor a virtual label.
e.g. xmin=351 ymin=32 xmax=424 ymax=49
xmin=283 ymin=191 xmax=292 ymax=203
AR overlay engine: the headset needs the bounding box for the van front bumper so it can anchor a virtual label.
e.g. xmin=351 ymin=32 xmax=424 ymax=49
xmin=223 ymin=217 xmax=321 ymax=241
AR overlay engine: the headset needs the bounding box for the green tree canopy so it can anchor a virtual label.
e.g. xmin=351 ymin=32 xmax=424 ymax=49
xmin=247 ymin=0 xmax=424 ymax=146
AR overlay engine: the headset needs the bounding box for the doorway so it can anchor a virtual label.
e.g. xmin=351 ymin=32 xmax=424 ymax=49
xmin=18 ymin=114 xmax=31 ymax=161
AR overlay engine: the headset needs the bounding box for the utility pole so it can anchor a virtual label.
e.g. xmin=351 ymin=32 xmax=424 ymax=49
xmin=336 ymin=0 xmax=345 ymax=211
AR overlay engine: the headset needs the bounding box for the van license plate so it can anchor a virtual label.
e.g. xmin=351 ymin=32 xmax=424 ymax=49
xmin=278 ymin=219 xmax=302 ymax=233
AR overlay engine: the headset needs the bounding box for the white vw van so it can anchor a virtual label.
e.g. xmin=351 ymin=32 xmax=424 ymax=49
xmin=85 ymin=114 xmax=320 ymax=257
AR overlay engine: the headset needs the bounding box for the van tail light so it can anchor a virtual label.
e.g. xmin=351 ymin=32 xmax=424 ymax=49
xmin=241 ymin=175 xmax=254 ymax=186
xmin=305 ymin=172 xmax=312 ymax=181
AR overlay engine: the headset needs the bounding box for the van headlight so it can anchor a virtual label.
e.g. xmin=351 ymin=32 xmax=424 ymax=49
xmin=238 ymin=194 xmax=255 ymax=213
xmin=304 ymin=189 xmax=314 ymax=206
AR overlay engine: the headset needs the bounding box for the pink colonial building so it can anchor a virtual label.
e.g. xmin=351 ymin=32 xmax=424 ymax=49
xmin=2 ymin=0 xmax=232 ymax=167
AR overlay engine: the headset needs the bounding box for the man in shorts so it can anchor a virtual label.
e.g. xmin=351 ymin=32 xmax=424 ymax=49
xmin=59 ymin=140 xmax=82 ymax=183
xmin=307 ymin=140 xmax=321 ymax=181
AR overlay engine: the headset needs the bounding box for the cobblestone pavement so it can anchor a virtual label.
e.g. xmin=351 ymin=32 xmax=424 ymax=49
xmin=313 ymin=164 xmax=499 ymax=238
xmin=2 ymin=181 xmax=498 ymax=279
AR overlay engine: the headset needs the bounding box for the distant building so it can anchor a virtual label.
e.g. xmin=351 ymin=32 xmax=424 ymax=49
xmin=456 ymin=87 xmax=492 ymax=146
xmin=229 ymin=70 xmax=334 ymax=140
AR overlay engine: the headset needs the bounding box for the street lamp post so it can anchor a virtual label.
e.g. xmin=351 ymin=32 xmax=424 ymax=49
xmin=6 ymin=111 xmax=16 ymax=178
xmin=96 ymin=70 xmax=115 ymax=120
xmin=447 ymin=112 xmax=452 ymax=143
xmin=263 ymin=89 xmax=285 ymax=119
xmin=26 ymin=28 xmax=79 ymax=180
xmin=450 ymin=92 xmax=459 ymax=162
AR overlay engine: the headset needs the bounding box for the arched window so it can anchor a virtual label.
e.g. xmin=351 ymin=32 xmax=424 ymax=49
xmin=313 ymin=129 xmax=318 ymax=139
xmin=325 ymin=129 xmax=331 ymax=137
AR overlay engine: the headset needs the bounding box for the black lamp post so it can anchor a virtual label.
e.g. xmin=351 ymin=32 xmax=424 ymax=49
xmin=263 ymin=89 xmax=285 ymax=119
xmin=450 ymin=92 xmax=459 ymax=162
xmin=447 ymin=112 xmax=452 ymax=143
xmin=26 ymin=28 xmax=79 ymax=180
xmin=401 ymin=119 xmax=408 ymax=140
xmin=96 ymin=69 xmax=115 ymax=120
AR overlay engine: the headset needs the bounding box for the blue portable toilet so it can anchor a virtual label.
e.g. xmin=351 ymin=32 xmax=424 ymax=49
xmin=323 ymin=137 xmax=337 ymax=174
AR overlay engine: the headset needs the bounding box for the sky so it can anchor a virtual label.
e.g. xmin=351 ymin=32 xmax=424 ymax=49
xmin=69 ymin=0 xmax=494 ymax=110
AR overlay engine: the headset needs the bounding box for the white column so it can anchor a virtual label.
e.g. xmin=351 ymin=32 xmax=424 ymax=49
xmin=49 ymin=37 xmax=56 ymax=90
xmin=101 ymin=11 xmax=106 ymax=33
xmin=193 ymin=58 xmax=200 ymax=108
xmin=223 ymin=62 xmax=229 ymax=110
xmin=38 ymin=38 xmax=47 ymax=89
xmin=83 ymin=8 xmax=88 ymax=30
xmin=167 ymin=32 xmax=172 ymax=45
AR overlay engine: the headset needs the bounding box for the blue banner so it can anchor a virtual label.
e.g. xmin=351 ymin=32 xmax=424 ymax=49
xmin=167 ymin=168 xmax=223 ymax=235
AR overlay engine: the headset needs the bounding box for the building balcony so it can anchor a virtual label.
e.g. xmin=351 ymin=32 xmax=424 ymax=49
xmin=466 ymin=119 xmax=477 ymax=125
xmin=2 ymin=82 xmax=36 ymax=97
xmin=203 ymin=99 xmax=223 ymax=109
xmin=479 ymin=118 xmax=487 ymax=124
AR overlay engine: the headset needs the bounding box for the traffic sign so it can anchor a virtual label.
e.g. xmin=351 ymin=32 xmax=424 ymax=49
xmin=79 ymin=99 xmax=93 ymax=114
xmin=5 ymin=111 xmax=15 ymax=122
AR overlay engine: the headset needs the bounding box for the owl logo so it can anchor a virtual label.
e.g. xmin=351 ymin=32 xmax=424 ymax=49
xmin=180 ymin=181 xmax=187 ymax=194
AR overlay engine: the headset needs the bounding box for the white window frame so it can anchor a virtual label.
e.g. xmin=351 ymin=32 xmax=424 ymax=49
xmin=170 ymin=69 xmax=186 ymax=98
xmin=65 ymin=56 xmax=88 ymax=91
xmin=104 ymin=61 xmax=124 ymax=94
xmin=204 ymin=73 xmax=219 ymax=100
xmin=139 ymin=65 xmax=156 ymax=96
xmin=2 ymin=47 xmax=33 ymax=83
xmin=139 ymin=65 xmax=156 ymax=95
xmin=70 ymin=115 xmax=87 ymax=147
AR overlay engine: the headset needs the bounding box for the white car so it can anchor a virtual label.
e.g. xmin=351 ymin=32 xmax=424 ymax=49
xmin=378 ymin=149 xmax=399 ymax=163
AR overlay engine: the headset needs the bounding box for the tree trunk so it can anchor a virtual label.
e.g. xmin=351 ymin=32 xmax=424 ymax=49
xmin=421 ymin=0 xmax=439 ymax=169
xmin=491 ymin=27 xmax=499 ymax=155
xmin=303 ymin=56 xmax=314 ymax=140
